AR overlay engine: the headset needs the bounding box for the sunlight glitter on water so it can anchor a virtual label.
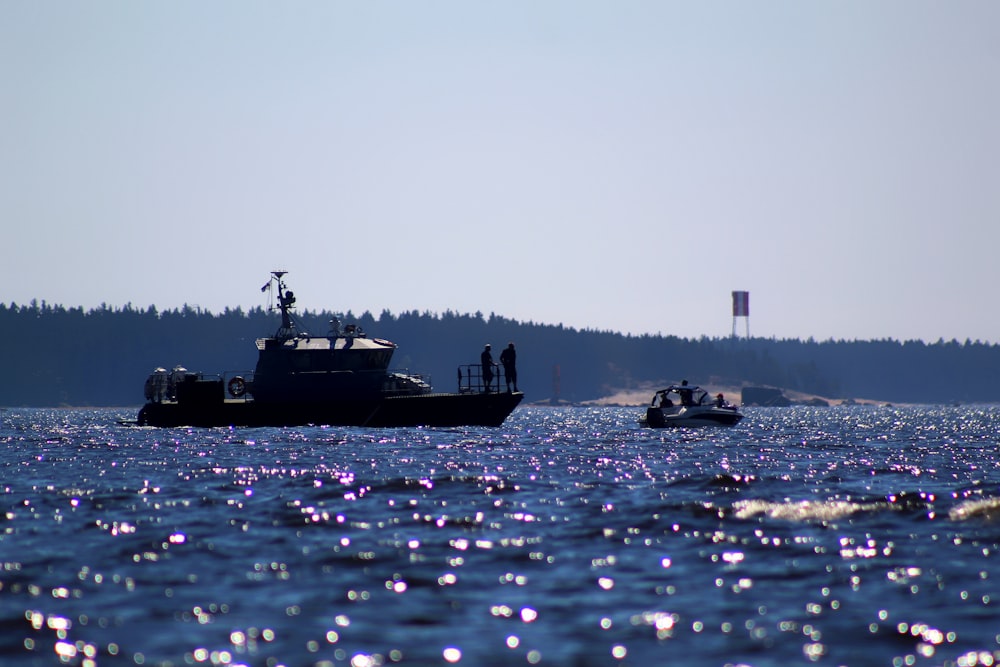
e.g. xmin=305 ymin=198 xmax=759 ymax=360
xmin=3 ymin=406 xmax=1000 ymax=665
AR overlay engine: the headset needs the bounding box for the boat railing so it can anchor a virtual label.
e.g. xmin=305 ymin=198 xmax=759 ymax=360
xmin=456 ymin=364 xmax=511 ymax=394
xmin=144 ymin=369 xmax=254 ymax=404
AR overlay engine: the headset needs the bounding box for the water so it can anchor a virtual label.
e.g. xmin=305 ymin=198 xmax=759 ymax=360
xmin=2 ymin=405 xmax=1000 ymax=667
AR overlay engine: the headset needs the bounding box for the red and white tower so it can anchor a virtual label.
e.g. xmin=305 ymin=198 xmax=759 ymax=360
xmin=732 ymin=291 xmax=750 ymax=338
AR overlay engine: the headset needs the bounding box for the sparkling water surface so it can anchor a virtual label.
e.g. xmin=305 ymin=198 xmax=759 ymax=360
xmin=2 ymin=406 xmax=1000 ymax=666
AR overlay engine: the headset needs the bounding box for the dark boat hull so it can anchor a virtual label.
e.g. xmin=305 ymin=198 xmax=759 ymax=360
xmin=136 ymin=391 xmax=524 ymax=428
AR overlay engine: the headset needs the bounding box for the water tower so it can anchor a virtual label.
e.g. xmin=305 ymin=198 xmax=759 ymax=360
xmin=732 ymin=291 xmax=750 ymax=338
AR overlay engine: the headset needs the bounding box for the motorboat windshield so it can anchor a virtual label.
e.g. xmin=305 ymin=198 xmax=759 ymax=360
xmin=652 ymin=384 xmax=713 ymax=408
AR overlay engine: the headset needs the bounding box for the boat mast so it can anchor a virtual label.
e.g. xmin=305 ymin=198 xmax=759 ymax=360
xmin=264 ymin=270 xmax=301 ymax=340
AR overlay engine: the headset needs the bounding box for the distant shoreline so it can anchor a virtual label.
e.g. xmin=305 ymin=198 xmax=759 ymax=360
xmin=570 ymin=385 xmax=907 ymax=408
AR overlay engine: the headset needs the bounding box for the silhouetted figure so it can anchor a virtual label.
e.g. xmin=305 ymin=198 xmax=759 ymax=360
xmin=481 ymin=344 xmax=496 ymax=393
xmin=715 ymin=393 xmax=725 ymax=408
xmin=678 ymin=379 xmax=693 ymax=406
xmin=500 ymin=342 xmax=518 ymax=392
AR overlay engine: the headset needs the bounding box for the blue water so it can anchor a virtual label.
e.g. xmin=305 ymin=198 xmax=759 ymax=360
xmin=2 ymin=405 xmax=1000 ymax=667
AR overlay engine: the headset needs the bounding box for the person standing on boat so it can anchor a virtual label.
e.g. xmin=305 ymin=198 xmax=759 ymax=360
xmin=500 ymin=342 xmax=518 ymax=392
xmin=679 ymin=379 xmax=694 ymax=406
xmin=481 ymin=344 xmax=496 ymax=393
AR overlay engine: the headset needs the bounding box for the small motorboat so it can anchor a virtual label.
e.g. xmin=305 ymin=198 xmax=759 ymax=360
xmin=641 ymin=382 xmax=743 ymax=428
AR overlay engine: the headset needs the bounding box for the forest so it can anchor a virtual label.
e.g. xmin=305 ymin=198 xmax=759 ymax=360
xmin=2 ymin=299 xmax=998 ymax=407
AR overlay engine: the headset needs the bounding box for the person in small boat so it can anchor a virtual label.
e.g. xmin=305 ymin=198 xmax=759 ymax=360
xmin=678 ymin=380 xmax=694 ymax=406
xmin=500 ymin=342 xmax=518 ymax=392
xmin=481 ymin=344 xmax=496 ymax=392
xmin=715 ymin=393 xmax=725 ymax=408
xmin=659 ymin=392 xmax=673 ymax=408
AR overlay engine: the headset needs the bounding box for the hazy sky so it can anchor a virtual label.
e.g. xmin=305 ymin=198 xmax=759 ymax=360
xmin=4 ymin=2 xmax=998 ymax=343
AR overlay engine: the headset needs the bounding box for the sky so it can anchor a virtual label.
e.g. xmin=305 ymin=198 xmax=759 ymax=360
xmin=3 ymin=2 xmax=999 ymax=343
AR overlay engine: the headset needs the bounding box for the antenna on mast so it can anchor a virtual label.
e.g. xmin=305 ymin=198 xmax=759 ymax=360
xmin=263 ymin=270 xmax=300 ymax=339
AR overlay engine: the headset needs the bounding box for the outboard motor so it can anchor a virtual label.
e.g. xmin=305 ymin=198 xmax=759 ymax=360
xmin=143 ymin=368 xmax=168 ymax=403
xmin=645 ymin=406 xmax=666 ymax=427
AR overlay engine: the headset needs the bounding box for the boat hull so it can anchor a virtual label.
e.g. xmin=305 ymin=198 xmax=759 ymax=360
xmin=643 ymin=406 xmax=744 ymax=428
xmin=136 ymin=391 xmax=524 ymax=428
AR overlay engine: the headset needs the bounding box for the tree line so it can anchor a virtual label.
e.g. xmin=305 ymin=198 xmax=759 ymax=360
xmin=2 ymin=299 xmax=998 ymax=407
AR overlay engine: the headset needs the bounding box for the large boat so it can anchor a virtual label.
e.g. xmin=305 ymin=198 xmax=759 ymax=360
xmin=136 ymin=272 xmax=523 ymax=428
xmin=640 ymin=382 xmax=744 ymax=428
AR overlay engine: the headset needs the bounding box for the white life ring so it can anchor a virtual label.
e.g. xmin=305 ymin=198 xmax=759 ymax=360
xmin=228 ymin=376 xmax=247 ymax=397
